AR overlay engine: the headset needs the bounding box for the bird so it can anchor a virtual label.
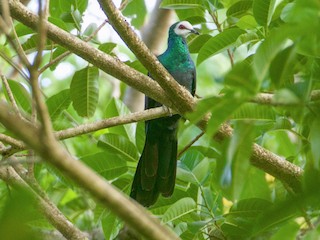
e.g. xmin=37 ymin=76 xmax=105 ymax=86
xmin=130 ymin=21 xmax=199 ymax=207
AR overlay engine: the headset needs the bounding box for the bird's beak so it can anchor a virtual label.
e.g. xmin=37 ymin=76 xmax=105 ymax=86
xmin=190 ymin=29 xmax=200 ymax=35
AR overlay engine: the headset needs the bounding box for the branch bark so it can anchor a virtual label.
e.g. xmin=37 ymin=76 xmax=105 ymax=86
xmin=0 ymin=102 xmax=179 ymax=240
xmin=96 ymin=0 xmax=304 ymax=192
xmin=0 ymin=106 xmax=174 ymax=155
xmin=7 ymin=0 xmax=173 ymax=109
xmin=98 ymin=0 xmax=196 ymax=114
xmin=0 ymin=165 xmax=88 ymax=239
xmin=123 ymin=0 xmax=174 ymax=112
xmin=6 ymin=0 xmax=304 ymax=193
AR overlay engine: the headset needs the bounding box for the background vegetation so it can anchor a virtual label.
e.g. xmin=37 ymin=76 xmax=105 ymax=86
xmin=0 ymin=0 xmax=320 ymax=239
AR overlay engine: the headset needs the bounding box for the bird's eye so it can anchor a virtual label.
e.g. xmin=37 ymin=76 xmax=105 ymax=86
xmin=178 ymin=24 xmax=186 ymax=29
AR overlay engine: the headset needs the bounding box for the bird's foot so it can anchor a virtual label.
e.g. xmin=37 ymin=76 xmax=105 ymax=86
xmin=162 ymin=105 xmax=173 ymax=117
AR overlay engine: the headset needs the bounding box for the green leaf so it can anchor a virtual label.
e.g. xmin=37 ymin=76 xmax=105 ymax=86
xmin=197 ymin=28 xmax=245 ymax=65
xmin=188 ymin=34 xmax=211 ymax=54
xmin=135 ymin=121 xmax=145 ymax=154
xmin=226 ymin=0 xmax=253 ymax=18
xmin=310 ymin=118 xmax=320 ymax=169
xmin=98 ymin=42 xmax=117 ymax=54
xmin=222 ymin=198 xmax=273 ymax=238
xmin=46 ymin=89 xmax=71 ymax=121
xmin=207 ymin=95 xmax=245 ymax=137
xmin=59 ymin=0 xmax=88 ymax=14
xmin=218 ymin=121 xmax=255 ymax=200
xmin=70 ymin=66 xmax=99 ymax=117
xmin=97 ymin=133 xmax=139 ymax=162
xmin=21 ymin=34 xmax=53 ymax=54
xmin=253 ymin=26 xmax=296 ymax=80
xmin=50 ymin=47 xmax=68 ymax=71
xmin=122 ymin=0 xmax=147 ymax=28
xmin=232 ymin=103 xmax=276 ymax=121
xmin=187 ymin=93 xmax=244 ymax=137
xmin=228 ymin=198 xmax=272 ymax=218
xmin=5 ymin=80 xmax=32 ymax=113
xmin=269 ymin=46 xmax=296 ymax=88
xmin=0 ymin=189 xmax=40 ymax=240
xmin=240 ymin=168 xmax=271 ymax=200
xmin=162 ymin=197 xmax=197 ymax=223
xmin=270 ymin=221 xmax=300 ymax=240
xmin=224 ymin=58 xmax=259 ymax=96
xmin=175 ymin=6 xmax=205 ymax=21
xmin=253 ymin=0 xmax=276 ymax=26
xmin=101 ymin=212 xmax=121 ymax=239
xmin=178 ymin=149 xmax=207 ymax=184
xmin=81 ymin=152 xmax=128 ymax=180
xmin=48 ymin=17 xmax=68 ymax=31
xmin=82 ymin=23 xmax=98 ymax=39
xmin=160 ymin=0 xmax=205 ymax=9
xmin=14 ymin=23 xmax=34 ymax=37
xmin=236 ymin=15 xmax=258 ymax=30
xmin=104 ymin=98 xmax=136 ymax=143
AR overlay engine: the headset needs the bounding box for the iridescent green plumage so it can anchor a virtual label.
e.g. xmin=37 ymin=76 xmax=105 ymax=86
xmin=130 ymin=21 xmax=198 ymax=207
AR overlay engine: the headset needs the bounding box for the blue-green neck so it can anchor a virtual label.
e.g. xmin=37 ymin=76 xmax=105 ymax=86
xmin=158 ymin=34 xmax=192 ymax=72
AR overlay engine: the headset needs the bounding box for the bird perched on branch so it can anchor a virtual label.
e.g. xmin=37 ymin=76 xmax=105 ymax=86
xmin=130 ymin=21 xmax=199 ymax=207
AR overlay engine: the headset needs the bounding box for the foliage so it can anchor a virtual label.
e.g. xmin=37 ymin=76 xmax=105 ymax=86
xmin=0 ymin=0 xmax=320 ymax=239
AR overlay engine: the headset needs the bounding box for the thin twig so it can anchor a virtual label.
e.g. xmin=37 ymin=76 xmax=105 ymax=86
xmin=0 ymin=16 xmax=31 ymax=68
xmin=0 ymin=97 xmax=179 ymax=240
xmin=39 ymin=19 xmax=108 ymax=74
xmin=0 ymin=106 xmax=174 ymax=155
xmin=0 ymin=164 xmax=88 ymax=239
xmin=0 ymin=74 xmax=22 ymax=118
xmin=28 ymin=0 xmax=53 ymax=138
xmin=0 ymin=133 xmax=26 ymax=149
xmin=209 ymin=11 xmax=234 ymax=67
xmin=0 ymin=49 xmax=29 ymax=81
xmin=178 ymin=131 xmax=205 ymax=157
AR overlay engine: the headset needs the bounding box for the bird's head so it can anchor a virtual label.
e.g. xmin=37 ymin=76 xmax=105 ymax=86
xmin=170 ymin=21 xmax=199 ymax=38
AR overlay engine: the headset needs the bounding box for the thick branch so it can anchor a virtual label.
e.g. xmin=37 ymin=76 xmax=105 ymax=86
xmin=98 ymin=0 xmax=196 ymax=114
xmin=0 ymin=102 xmax=179 ymax=240
xmin=55 ymin=106 xmax=174 ymax=140
xmin=94 ymin=0 xmax=305 ymax=192
xmin=124 ymin=0 xmax=174 ymax=112
xmin=7 ymin=0 xmax=304 ymax=193
xmin=7 ymin=0 xmax=174 ymax=109
xmin=0 ymin=106 xmax=174 ymax=155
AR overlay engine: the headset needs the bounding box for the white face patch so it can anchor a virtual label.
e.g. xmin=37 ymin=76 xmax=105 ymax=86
xmin=174 ymin=21 xmax=195 ymax=37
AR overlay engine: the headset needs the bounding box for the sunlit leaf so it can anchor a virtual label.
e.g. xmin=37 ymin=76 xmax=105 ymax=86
xmin=218 ymin=121 xmax=255 ymax=200
xmin=98 ymin=133 xmax=139 ymax=162
xmin=104 ymin=98 xmax=136 ymax=143
xmin=122 ymin=0 xmax=147 ymax=28
xmin=81 ymin=152 xmax=128 ymax=179
xmin=70 ymin=66 xmax=99 ymax=117
xmin=5 ymin=80 xmax=32 ymax=113
xmin=197 ymin=28 xmax=245 ymax=65
xmin=226 ymin=0 xmax=253 ymax=18
xmin=98 ymin=42 xmax=117 ymax=54
xmin=160 ymin=0 xmax=205 ymax=9
xmin=188 ymin=34 xmax=211 ymax=54
xmin=269 ymin=46 xmax=296 ymax=88
xmin=253 ymin=0 xmax=276 ymax=26
xmin=162 ymin=197 xmax=197 ymax=223
xmin=46 ymin=89 xmax=71 ymax=120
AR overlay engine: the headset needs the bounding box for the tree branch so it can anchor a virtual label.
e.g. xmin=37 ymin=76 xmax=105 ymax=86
xmin=6 ymin=0 xmax=304 ymax=193
xmin=7 ymin=0 xmax=173 ymax=109
xmin=0 ymin=106 xmax=174 ymax=155
xmin=97 ymin=0 xmax=196 ymax=114
xmin=95 ymin=0 xmax=305 ymax=192
xmin=0 ymin=102 xmax=179 ymax=240
xmin=0 ymin=165 xmax=88 ymax=239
